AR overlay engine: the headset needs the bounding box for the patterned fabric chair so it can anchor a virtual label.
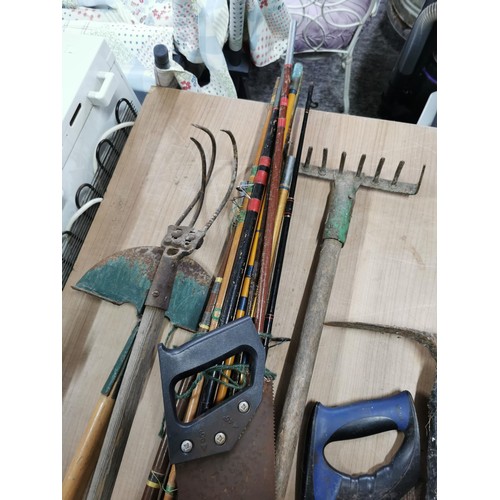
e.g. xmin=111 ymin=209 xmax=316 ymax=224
xmin=286 ymin=0 xmax=381 ymax=113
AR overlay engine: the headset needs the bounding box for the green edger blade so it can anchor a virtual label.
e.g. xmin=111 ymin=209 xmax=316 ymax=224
xmin=73 ymin=246 xmax=211 ymax=332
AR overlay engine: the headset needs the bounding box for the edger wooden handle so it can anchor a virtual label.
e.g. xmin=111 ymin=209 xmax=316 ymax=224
xmin=86 ymin=306 xmax=166 ymax=500
xmin=62 ymin=393 xmax=115 ymax=500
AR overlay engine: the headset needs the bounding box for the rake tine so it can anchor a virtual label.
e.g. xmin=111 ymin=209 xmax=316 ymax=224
xmin=356 ymin=154 xmax=366 ymax=177
xmin=319 ymin=148 xmax=328 ymax=176
xmin=391 ymin=160 xmax=405 ymax=186
xmin=338 ymin=151 xmax=346 ymax=173
xmin=415 ymin=164 xmax=426 ymax=194
xmin=303 ymin=146 xmax=313 ymax=171
xmin=373 ymin=157 xmax=385 ymax=183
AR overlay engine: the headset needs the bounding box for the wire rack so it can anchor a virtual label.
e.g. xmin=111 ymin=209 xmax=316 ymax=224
xmin=62 ymin=98 xmax=138 ymax=289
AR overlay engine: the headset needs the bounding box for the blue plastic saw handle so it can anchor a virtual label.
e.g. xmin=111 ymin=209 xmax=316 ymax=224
xmin=302 ymin=391 xmax=420 ymax=499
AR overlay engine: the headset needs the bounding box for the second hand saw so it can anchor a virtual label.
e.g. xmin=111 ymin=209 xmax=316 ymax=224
xmin=157 ymin=316 xmax=276 ymax=499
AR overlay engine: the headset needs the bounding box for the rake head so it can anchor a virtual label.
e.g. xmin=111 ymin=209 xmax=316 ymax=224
xmin=300 ymin=148 xmax=426 ymax=196
xmin=298 ymin=148 xmax=426 ymax=245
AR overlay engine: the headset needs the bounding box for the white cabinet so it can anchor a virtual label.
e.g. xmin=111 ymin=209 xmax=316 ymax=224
xmin=62 ymin=32 xmax=141 ymax=230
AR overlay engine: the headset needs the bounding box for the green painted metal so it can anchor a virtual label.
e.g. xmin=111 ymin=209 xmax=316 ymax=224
xmin=101 ymin=324 xmax=138 ymax=396
xmin=323 ymin=172 xmax=361 ymax=245
xmin=167 ymin=257 xmax=212 ymax=332
xmin=303 ymin=156 xmax=425 ymax=245
xmin=74 ymin=247 xmax=161 ymax=313
xmin=74 ymin=246 xmax=211 ymax=332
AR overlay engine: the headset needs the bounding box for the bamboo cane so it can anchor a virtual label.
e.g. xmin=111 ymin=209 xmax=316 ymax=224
xmin=254 ymin=21 xmax=296 ymax=334
xmin=264 ymin=84 xmax=315 ymax=351
xmin=154 ymin=83 xmax=282 ymax=496
xmin=197 ymin=81 xmax=282 ymax=414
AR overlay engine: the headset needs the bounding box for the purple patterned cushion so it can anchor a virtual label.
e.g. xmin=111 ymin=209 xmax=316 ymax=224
xmin=286 ymin=0 xmax=373 ymax=52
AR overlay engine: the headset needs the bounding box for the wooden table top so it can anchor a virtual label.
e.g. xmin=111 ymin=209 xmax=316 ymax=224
xmin=62 ymin=87 xmax=437 ymax=499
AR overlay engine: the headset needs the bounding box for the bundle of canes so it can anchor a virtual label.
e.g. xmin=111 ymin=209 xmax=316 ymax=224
xmin=141 ymin=75 xmax=283 ymax=499
xmin=141 ymin=21 xmax=310 ymax=498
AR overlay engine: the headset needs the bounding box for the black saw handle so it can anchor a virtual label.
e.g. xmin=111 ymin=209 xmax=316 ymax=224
xmin=302 ymin=391 xmax=420 ymax=499
xmin=157 ymin=316 xmax=265 ymax=464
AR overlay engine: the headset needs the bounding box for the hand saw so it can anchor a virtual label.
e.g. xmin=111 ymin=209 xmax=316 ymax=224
xmin=301 ymin=391 xmax=421 ymax=499
xmin=157 ymin=316 xmax=276 ymax=499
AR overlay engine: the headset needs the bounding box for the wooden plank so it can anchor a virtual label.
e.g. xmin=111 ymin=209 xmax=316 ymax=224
xmin=62 ymin=87 xmax=436 ymax=499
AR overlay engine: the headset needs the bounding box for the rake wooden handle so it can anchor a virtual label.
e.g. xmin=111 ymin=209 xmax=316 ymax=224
xmin=275 ymin=238 xmax=342 ymax=499
xmin=86 ymin=306 xmax=166 ymax=500
xmin=62 ymin=393 xmax=115 ymax=500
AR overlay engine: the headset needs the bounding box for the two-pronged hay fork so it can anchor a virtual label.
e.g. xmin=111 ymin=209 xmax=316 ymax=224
xmin=274 ymin=148 xmax=426 ymax=499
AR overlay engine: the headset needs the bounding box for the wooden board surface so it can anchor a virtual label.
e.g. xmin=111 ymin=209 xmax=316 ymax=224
xmin=62 ymin=87 xmax=437 ymax=499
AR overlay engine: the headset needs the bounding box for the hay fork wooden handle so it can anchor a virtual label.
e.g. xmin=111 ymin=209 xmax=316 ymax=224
xmin=86 ymin=305 xmax=169 ymax=499
xmin=86 ymin=228 xmax=203 ymax=500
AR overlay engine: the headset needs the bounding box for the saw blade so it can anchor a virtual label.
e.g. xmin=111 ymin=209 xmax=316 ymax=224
xmin=175 ymin=379 xmax=276 ymax=499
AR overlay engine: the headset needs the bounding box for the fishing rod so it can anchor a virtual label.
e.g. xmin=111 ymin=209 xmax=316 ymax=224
xmin=214 ymin=21 xmax=295 ymax=331
xmin=238 ymin=62 xmax=303 ymax=325
xmin=196 ymin=78 xmax=283 ymax=415
xmin=208 ymin=77 xmax=281 ymax=333
xmin=201 ymin=45 xmax=301 ymax=408
xmin=272 ymin=63 xmax=303 ymax=253
xmin=283 ymin=62 xmax=303 ymax=165
xmin=222 ymin=63 xmax=304 ymax=394
xmin=254 ymin=20 xmax=296 ymax=335
xmin=240 ymin=64 xmax=303 ymax=319
xmin=216 ymin=79 xmax=282 ymax=328
xmin=264 ymin=83 xmax=316 ymax=352
xmin=232 ymin=65 xmax=301 ymax=327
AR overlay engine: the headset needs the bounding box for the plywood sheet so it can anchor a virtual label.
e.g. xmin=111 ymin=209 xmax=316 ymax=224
xmin=62 ymin=87 xmax=437 ymax=499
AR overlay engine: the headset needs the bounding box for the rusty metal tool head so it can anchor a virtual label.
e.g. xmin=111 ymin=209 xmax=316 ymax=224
xmin=275 ymin=151 xmax=426 ymax=499
xmin=73 ymin=124 xmax=232 ymax=331
xmin=82 ymin=126 xmax=239 ymax=500
xmin=299 ymin=150 xmax=425 ymax=245
xmin=64 ymin=125 xmax=223 ymax=500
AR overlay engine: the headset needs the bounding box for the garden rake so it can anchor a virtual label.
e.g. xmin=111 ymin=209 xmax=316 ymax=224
xmin=275 ymin=150 xmax=425 ymax=499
